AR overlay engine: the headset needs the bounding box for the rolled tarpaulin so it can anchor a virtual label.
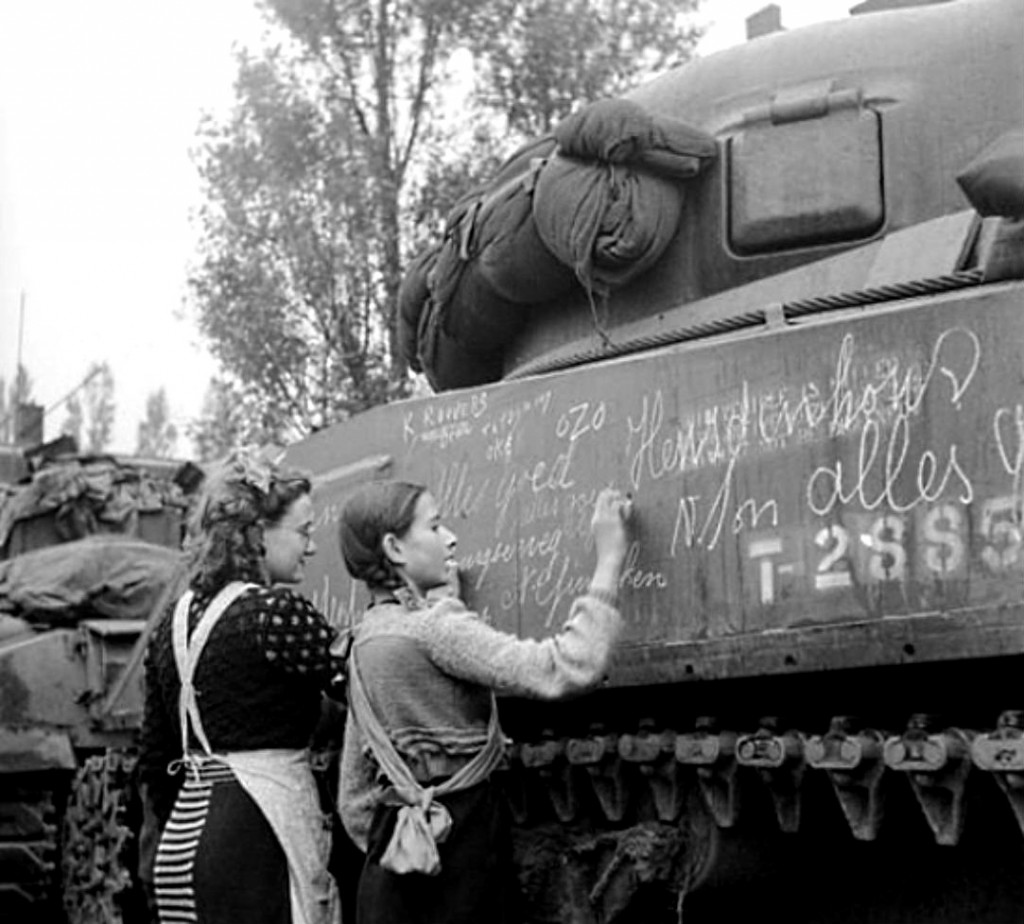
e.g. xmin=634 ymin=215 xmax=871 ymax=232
xmin=397 ymin=244 xmax=440 ymax=373
xmin=533 ymin=98 xmax=716 ymax=294
xmin=428 ymin=204 xmax=527 ymax=351
xmin=533 ymin=156 xmax=685 ymax=295
xmin=415 ymin=291 xmax=504 ymax=392
xmin=475 ymin=163 xmax=576 ymax=305
xmin=553 ymin=98 xmax=717 ymax=178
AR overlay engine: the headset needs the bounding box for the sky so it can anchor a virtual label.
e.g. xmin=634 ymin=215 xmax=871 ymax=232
xmin=0 ymin=0 xmax=853 ymax=456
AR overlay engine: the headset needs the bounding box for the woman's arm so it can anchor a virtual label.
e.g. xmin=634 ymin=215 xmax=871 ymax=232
xmin=422 ymin=593 xmax=622 ymax=699
xmin=422 ymin=487 xmax=632 ymax=699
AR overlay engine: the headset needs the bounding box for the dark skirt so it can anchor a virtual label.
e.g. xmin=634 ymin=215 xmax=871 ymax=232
xmin=357 ymin=779 xmax=521 ymax=924
xmin=154 ymin=764 xmax=290 ymax=924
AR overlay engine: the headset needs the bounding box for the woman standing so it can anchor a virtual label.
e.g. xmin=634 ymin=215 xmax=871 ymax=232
xmin=138 ymin=449 xmax=342 ymax=924
xmin=337 ymin=480 xmax=632 ymax=924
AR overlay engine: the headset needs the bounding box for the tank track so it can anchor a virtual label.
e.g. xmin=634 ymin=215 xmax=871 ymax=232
xmin=0 ymin=777 xmax=63 ymax=921
xmin=499 ymin=710 xmax=1024 ymax=923
xmin=61 ymin=750 xmax=140 ymax=924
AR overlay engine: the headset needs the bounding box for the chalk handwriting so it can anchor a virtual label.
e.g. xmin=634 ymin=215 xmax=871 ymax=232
xmin=481 ymin=391 xmax=553 ymax=463
xmin=402 ymin=391 xmax=489 ymax=449
xmin=994 ymin=404 xmax=1024 ymax=504
xmin=618 ymin=541 xmax=668 ymax=592
xmin=435 ymin=461 xmax=490 ymax=520
xmin=626 ymin=327 xmax=982 ymax=490
xmin=670 ymin=448 xmax=779 ymax=554
xmin=460 ymin=527 xmax=563 ymax=591
xmin=806 ymin=416 xmax=974 ymax=516
xmin=308 ymin=571 xmax=361 ymax=631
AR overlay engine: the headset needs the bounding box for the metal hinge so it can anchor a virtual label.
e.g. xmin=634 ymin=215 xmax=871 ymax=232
xmin=742 ymin=80 xmax=864 ymax=125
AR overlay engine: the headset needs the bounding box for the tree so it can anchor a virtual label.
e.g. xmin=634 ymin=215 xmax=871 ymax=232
xmin=187 ymin=377 xmax=274 ymax=464
xmin=136 ymin=388 xmax=179 ymax=457
xmin=83 ymin=362 xmax=116 ymax=453
xmin=260 ymin=0 xmax=489 ymax=377
xmin=188 ymin=0 xmax=705 ymax=439
xmin=61 ymin=394 xmax=84 ymax=448
xmin=471 ymin=0 xmax=703 ymax=136
xmin=189 ymin=49 xmax=397 ymax=443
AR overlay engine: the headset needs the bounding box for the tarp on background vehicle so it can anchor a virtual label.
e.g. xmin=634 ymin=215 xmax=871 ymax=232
xmin=0 ymin=534 xmax=183 ymax=625
xmin=0 ymin=456 xmax=190 ymax=554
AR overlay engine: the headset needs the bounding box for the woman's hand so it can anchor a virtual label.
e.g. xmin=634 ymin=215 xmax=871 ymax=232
xmin=591 ymin=487 xmax=632 ymax=571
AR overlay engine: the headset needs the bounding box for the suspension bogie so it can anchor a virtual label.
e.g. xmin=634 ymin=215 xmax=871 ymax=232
xmin=500 ymin=711 xmax=1024 ymax=847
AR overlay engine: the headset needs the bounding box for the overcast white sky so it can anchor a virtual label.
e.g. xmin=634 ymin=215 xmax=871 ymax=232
xmin=0 ymin=0 xmax=852 ymax=455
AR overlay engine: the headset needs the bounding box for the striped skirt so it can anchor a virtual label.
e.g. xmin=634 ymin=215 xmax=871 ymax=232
xmin=153 ymin=761 xmax=291 ymax=924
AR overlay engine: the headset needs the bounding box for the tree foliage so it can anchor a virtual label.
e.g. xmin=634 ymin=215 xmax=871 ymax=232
xmin=187 ymin=0 xmax=705 ymax=442
xmin=471 ymin=0 xmax=703 ymax=136
xmin=136 ymin=388 xmax=179 ymax=458
xmin=186 ymin=377 xmax=273 ymax=464
xmin=60 ymin=394 xmax=84 ymax=448
xmin=83 ymin=362 xmax=116 ymax=453
xmin=190 ymin=48 xmax=396 ymax=442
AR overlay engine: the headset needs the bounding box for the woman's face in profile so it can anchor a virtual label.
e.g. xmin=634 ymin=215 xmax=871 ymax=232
xmin=387 ymin=491 xmax=458 ymax=593
xmin=263 ymin=494 xmax=317 ymax=584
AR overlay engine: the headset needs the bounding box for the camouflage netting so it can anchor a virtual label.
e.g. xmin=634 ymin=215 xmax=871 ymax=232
xmin=0 ymin=534 xmax=183 ymax=625
xmin=400 ymin=98 xmax=718 ymax=391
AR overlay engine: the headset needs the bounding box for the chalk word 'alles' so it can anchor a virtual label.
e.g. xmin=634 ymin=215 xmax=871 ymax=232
xmin=745 ymin=494 xmax=1023 ymax=606
xmin=806 ymin=418 xmax=973 ymax=516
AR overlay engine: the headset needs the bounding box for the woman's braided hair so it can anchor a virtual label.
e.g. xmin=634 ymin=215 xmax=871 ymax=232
xmin=338 ymin=480 xmax=426 ymax=592
xmin=184 ymin=447 xmax=312 ymax=595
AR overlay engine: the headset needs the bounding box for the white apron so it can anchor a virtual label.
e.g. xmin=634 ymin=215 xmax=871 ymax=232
xmin=172 ymin=582 xmax=341 ymax=924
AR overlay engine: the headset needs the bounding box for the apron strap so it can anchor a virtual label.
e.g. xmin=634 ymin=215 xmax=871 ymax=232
xmin=348 ymin=647 xmax=505 ymax=875
xmin=172 ymin=581 xmax=254 ymax=760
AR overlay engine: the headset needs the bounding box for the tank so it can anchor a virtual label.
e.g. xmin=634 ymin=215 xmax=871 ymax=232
xmin=284 ymin=0 xmax=1024 ymax=920
xmin=0 ymin=454 xmax=191 ymax=923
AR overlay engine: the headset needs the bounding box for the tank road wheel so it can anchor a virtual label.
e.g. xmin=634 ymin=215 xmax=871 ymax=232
xmin=60 ymin=750 xmax=138 ymax=924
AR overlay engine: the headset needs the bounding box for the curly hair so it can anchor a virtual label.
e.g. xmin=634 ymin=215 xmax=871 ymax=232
xmin=338 ymin=480 xmax=426 ymax=592
xmin=184 ymin=448 xmax=312 ymax=595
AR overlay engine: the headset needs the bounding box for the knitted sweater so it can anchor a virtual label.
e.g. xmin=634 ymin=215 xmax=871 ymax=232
xmin=339 ymin=592 xmax=622 ymax=851
xmin=139 ymin=584 xmax=339 ymax=825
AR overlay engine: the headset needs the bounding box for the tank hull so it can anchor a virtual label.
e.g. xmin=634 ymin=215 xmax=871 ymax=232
xmin=291 ymin=277 xmax=1024 ymax=920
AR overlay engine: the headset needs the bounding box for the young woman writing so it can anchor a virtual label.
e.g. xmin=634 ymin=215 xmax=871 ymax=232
xmin=336 ymin=480 xmax=632 ymax=924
